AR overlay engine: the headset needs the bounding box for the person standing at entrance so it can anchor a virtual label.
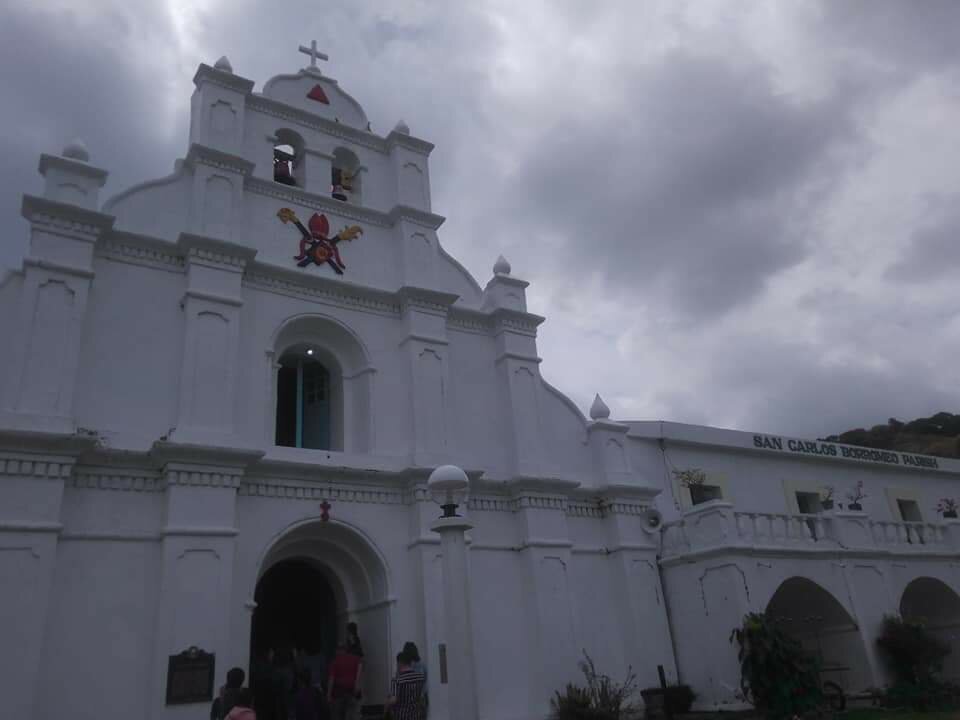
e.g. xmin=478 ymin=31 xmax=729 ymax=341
xmin=225 ymin=689 xmax=257 ymax=720
xmin=327 ymin=642 xmax=363 ymax=720
xmin=346 ymin=622 xmax=364 ymax=658
xmin=211 ymin=667 xmax=247 ymax=720
xmin=386 ymin=650 xmax=426 ymax=720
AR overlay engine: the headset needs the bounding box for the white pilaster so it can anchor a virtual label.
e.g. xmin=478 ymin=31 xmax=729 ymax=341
xmin=0 ymin=431 xmax=93 ymax=720
xmin=0 ymin=193 xmax=113 ymax=434
xmin=171 ymin=234 xmax=256 ymax=447
xmin=398 ymin=287 xmax=457 ymax=467
xmin=147 ymin=442 xmax=262 ymax=720
xmin=430 ymin=515 xmax=478 ymax=720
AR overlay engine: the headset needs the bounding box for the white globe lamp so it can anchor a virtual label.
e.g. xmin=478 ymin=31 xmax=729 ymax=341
xmin=427 ymin=464 xmax=469 ymax=518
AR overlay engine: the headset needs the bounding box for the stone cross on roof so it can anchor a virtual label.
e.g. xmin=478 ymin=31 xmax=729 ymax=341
xmin=299 ymin=40 xmax=329 ymax=69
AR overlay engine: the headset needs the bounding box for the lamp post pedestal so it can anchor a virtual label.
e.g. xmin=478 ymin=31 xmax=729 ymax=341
xmin=430 ymin=515 xmax=478 ymax=720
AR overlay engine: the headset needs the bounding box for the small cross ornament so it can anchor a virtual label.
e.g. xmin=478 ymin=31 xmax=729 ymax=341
xmin=319 ymin=500 xmax=332 ymax=522
xmin=299 ymin=40 xmax=329 ymax=69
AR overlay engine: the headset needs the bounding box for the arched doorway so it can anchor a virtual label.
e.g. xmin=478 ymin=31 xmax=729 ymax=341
xmin=766 ymin=577 xmax=872 ymax=694
xmin=251 ymin=558 xmax=338 ymax=661
xmin=250 ymin=520 xmax=392 ymax=710
xmin=901 ymin=577 xmax=960 ymax=679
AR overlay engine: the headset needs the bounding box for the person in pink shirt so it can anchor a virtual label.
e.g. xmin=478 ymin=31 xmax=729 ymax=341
xmin=224 ymin=688 xmax=256 ymax=720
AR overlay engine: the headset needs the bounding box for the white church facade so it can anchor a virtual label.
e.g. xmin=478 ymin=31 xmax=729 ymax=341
xmin=2 ymin=51 xmax=960 ymax=720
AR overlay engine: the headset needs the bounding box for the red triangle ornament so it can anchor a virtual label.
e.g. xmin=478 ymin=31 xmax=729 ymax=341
xmin=307 ymin=84 xmax=330 ymax=104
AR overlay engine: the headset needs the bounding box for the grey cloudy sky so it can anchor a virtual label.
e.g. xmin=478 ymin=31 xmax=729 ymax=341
xmin=2 ymin=0 xmax=959 ymax=439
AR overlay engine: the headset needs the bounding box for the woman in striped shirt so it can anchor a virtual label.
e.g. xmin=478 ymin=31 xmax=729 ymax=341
xmin=386 ymin=649 xmax=426 ymax=720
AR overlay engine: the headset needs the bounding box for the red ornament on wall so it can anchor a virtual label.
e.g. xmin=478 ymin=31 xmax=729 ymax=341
xmin=319 ymin=500 xmax=332 ymax=522
xmin=307 ymin=85 xmax=330 ymax=104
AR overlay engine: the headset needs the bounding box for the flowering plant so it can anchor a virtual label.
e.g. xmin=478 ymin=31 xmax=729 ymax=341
xmin=846 ymin=480 xmax=867 ymax=505
xmin=672 ymin=468 xmax=707 ymax=488
xmin=936 ymin=498 xmax=958 ymax=515
xmin=819 ymin=486 xmax=835 ymax=502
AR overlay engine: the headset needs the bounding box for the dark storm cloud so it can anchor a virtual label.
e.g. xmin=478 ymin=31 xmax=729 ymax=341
xmin=504 ymin=51 xmax=861 ymax=318
xmin=3 ymin=1 xmax=960 ymax=439
xmin=886 ymin=198 xmax=960 ymax=282
xmin=821 ymin=0 xmax=960 ymax=71
xmin=0 ymin=3 xmax=184 ymax=269
xmin=704 ymin=334 xmax=957 ymax=439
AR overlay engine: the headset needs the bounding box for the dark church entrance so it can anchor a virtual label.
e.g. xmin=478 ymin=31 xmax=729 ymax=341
xmin=249 ymin=559 xmax=338 ymax=701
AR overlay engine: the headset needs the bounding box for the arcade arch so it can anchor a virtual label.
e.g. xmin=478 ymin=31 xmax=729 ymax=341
xmin=900 ymin=577 xmax=960 ymax=679
xmin=766 ymin=577 xmax=872 ymax=694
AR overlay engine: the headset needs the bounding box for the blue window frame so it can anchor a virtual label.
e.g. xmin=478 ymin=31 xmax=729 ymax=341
xmin=276 ymin=353 xmax=330 ymax=450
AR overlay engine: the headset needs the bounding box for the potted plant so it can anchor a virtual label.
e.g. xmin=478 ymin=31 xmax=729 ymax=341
xmin=936 ymin=498 xmax=958 ymax=519
xmin=846 ymin=480 xmax=867 ymax=511
xmin=672 ymin=469 xmax=718 ymax=506
xmin=819 ymin=486 xmax=835 ymax=511
xmin=672 ymin=468 xmax=707 ymax=488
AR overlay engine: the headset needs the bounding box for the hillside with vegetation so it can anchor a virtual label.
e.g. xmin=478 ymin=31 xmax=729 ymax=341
xmin=822 ymin=412 xmax=960 ymax=459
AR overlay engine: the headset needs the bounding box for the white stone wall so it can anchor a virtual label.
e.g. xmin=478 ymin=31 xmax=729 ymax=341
xmin=3 ymin=58 xmax=960 ymax=720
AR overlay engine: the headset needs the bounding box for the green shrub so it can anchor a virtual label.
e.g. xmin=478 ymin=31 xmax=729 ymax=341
xmin=730 ymin=612 xmax=821 ymax=720
xmin=876 ymin=615 xmax=950 ymax=684
xmin=550 ymin=651 xmax=639 ymax=720
xmin=882 ymin=678 xmax=958 ymax=711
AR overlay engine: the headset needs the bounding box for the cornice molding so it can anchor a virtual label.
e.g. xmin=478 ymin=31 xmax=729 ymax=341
xmin=247 ymin=95 xmax=387 ymax=153
xmin=566 ymin=499 xmax=604 ymax=518
xmin=38 ymin=154 xmax=108 ymax=183
xmin=387 ymin=206 xmax=446 ymax=231
xmin=587 ymin=419 xmax=631 ymax=435
xmin=70 ymin=468 xmax=165 ymax=492
xmin=178 ymin=232 xmax=258 ymax=270
xmin=186 ymin=143 xmax=256 ymax=176
xmin=385 ymin=130 xmax=435 ymax=156
xmin=182 ymin=289 xmax=243 ymax=308
xmin=97 ymin=233 xmax=186 ymax=273
xmin=193 ymin=63 xmax=256 ymax=94
xmin=446 ymin=310 xmax=493 ymax=335
xmin=164 ymin=467 xmax=243 ymax=489
xmin=398 ymin=285 xmax=459 ymax=314
xmin=243 ymin=266 xmax=401 ymax=317
xmin=245 ymin=176 xmax=391 ymax=227
xmin=492 ymin=307 xmax=546 ymax=336
xmin=468 ymin=495 xmax=518 ymax=513
xmin=21 ymin=195 xmax=115 ymax=236
xmin=0 ymin=429 xmax=98 ymax=457
xmin=22 ymin=257 xmax=95 ymax=279
xmin=150 ymin=440 xmax=265 ymax=469
xmin=240 ymin=479 xmax=406 ymax=505
xmin=0 ymin=454 xmax=74 ymax=479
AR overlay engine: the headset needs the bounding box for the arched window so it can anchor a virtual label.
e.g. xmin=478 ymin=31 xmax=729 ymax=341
xmin=276 ymin=346 xmax=332 ymax=450
xmin=331 ymin=147 xmax=361 ymax=203
xmin=273 ymin=129 xmax=305 ymax=187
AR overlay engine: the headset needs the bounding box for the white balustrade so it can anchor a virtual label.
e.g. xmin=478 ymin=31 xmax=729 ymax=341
xmin=870 ymin=520 xmax=946 ymax=550
xmin=661 ymin=511 xmax=953 ymax=560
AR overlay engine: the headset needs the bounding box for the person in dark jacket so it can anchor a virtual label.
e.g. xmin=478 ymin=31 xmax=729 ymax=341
xmin=211 ymin=667 xmax=247 ymax=720
xmin=294 ymin=669 xmax=324 ymax=720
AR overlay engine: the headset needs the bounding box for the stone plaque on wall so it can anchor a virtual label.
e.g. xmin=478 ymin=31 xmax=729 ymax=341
xmin=165 ymin=646 xmax=215 ymax=705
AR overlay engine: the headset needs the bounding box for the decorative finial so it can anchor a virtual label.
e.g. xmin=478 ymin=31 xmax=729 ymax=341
xmin=393 ymin=119 xmax=410 ymax=135
xmin=493 ymin=254 xmax=511 ymax=276
xmin=214 ymin=55 xmax=233 ymax=73
xmin=590 ymin=394 xmax=611 ymax=420
xmin=62 ymin=139 xmax=90 ymax=162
